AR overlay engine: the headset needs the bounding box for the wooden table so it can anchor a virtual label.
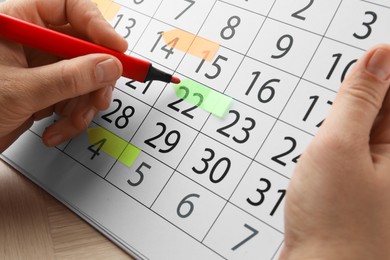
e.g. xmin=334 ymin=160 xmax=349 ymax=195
xmin=0 ymin=159 xmax=133 ymax=259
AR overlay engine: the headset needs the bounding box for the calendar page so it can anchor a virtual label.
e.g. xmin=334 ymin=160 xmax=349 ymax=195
xmin=3 ymin=0 xmax=390 ymax=259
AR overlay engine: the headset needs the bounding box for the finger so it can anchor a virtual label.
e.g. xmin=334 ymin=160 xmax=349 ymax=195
xmin=6 ymin=54 xmax=121 ymax=113
xmin=319 ymin=45 xmax=390 ymax=144
xmin=43 ymin=103 xmax=98 ymax=148
xmin=33 ymin=107 xmax=54 ymax=121
xmin=370 ymin=89 xmax=390 ymax=144
xmin=2 ymin=0 xmax=128 ymax=52
xmin=42 ymin=115 xmax=86 ymax=147
xmin=44 ymin=86 xmax=112 ymax=147
xmin=90 ymin=86 xmax=113 ymax=111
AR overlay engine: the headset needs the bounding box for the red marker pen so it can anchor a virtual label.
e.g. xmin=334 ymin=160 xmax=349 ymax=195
xmin=0 ymin=13 xmax=181 ymax=84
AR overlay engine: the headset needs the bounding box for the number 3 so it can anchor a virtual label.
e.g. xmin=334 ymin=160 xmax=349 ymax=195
xmin=353 ymin=11 xmax=377 ymax=40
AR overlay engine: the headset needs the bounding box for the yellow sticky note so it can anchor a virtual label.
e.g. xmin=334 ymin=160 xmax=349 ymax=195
xmin=87 ymin=127 xmax=141 ymax=167
xmin=119 ymin=144 xmax=142 ymax=168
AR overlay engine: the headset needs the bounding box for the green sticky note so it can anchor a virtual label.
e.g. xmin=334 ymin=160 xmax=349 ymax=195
xmin=87 ymin=127 xmax=141 ymax=167
xmin=173 ymin=79 xmax=232 ymax=118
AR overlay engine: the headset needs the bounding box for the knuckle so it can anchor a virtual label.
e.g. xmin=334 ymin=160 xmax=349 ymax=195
xmin=58 ymin=60 xmax=95 ymax=98
xmin=341 ymin=73 xmax=386 ymax=112
xmin=58 ymin=62 xmax=79 ymax=96
xmin=316 ymin=128 xmax=365 ymax=156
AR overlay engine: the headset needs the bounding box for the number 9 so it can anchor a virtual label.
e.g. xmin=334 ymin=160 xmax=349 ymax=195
xmin=271 ymin=34 xmax=294 ymax=59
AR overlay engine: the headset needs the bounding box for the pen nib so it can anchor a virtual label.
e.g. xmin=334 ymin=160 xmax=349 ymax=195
xmin=171 ymin=76 xmax=181 ymax=84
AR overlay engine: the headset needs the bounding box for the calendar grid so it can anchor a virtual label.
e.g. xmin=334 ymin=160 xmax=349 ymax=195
xmin=5 ymin=0 xmax=390 ymax=259
xmin=362 ymin=0 xmax=390 ymax=9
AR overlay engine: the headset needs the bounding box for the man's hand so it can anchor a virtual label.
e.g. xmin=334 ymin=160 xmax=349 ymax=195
xmin=281 ymin=45 xmax=390 ymax=259
xmin=0 ymin=0 xmax=128 ymax=152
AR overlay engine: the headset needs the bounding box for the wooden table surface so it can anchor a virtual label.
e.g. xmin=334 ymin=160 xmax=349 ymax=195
xmin=0 ymin=159 xmax=134 ymax=259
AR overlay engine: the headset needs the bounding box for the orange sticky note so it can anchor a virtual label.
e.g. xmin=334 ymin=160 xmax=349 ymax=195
xmin=105 ymin=2 xmax=121 ymax=21
xmin=91 ymin=0 xmax=111 ymax=13
xmin=91 ymin=0 xmax=120 ymax=21
xmin=163 ymin=29 xmax=220 ymax=61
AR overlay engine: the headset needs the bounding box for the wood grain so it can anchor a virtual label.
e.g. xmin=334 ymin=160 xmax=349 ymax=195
xmin=0 ymin=159 xmax=133 ymax=259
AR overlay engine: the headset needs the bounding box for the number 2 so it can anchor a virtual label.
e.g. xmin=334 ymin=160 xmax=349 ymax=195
xmin=291 ymin=0 xmax=314 ymax=21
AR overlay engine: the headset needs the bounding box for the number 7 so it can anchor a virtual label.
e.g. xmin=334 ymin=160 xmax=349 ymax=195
xmin=231 ymin=224 xmax=259 ymax=251
xmin=175 ymin=0 xmax=195 ymax=20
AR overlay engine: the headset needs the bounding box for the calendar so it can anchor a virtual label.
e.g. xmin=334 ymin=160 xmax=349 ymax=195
xmin=3 ymin=0 xmax=390 ymax=259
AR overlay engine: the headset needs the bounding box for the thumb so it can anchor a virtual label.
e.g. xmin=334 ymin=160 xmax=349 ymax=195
xmin=12 ymin=54 xmax=122 ymax=112
xmin=320 ymin=45 xmax=390 ymax=143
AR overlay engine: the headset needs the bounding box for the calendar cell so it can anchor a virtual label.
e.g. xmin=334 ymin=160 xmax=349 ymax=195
xmin=280 ymin=80 xmax=336 ymax=135
xmin=64 ymin=123 xmax=117 ymax=178
xmin=230 ymin=162 xmax=289 ymax=232
xmin=303 ymin=38 xmax=364 ymax=92
xmin=256 ymin=120 xmax=313 ymax=178
xmin=202 ymin=101 xmax=275 ymax=159
xmin=198 ymin=1 xmax=265 ymax=54
xmin=106 ymin=152 xmax=174 ymax=207
xmin=269 ymin=0 xmax=341 ymax=35
xmin=133 ymin=19 xmax=186 ymax=70
xmin=177 ymin=46 xmax=243 ymax=93
xmin=222 ymin=0 xmax=275 ymax=16
xmin=115 ymin=55 xmax=173 ymax=107
xmin=131 ymin=109 xmax=198 ymax=169
xmin=225 ymin=56 xmax=299 ymax=118
xmin=177 ymin=133 xmax=251 ymax=200
xmin=154 ymin=76 xmax=210 ymax=131
xmin=94 ymin=88 xmax=151 ymax=141
xmin=154 ymin=0 xmax=214 ymax=34
xmin=114 ymin=0 xmax=163 ymax=17
xmin=152 ymin=172 xmax=226 ymax=241
xmin=326 ymin=0 xmax=390 ymax=50
xmin=248 ymin=18 xmax=321 ymax=77
xmin=203 ymin=203 xmax=283 ymax=260
xmin=109 ymin=6 xmax=151 ymax=50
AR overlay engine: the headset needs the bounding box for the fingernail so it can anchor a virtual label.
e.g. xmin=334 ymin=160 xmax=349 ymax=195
xmin=83 ymin=108 xmax=95 ymax=127
xmin=96 ymin=58 xmax=121 ymax=83
xmin=367 ymin=48 xmax=390 ymax=80
xmin=46 ymin=134 xmax=63 ymax=147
